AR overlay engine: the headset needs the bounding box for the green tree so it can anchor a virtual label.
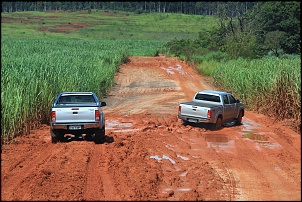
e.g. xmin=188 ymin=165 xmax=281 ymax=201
xmin=264 ymin=31 xmax=287 ymax=56
xmin=225 ymin=32 xmax=258 ymax=59
xmin=245 ymin=1 xmax=300 ymax=54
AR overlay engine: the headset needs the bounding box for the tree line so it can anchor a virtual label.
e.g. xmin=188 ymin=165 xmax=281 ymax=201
xmin=2 ymin=1 xmax=262 ymax=15
xmin=166 ymin=1 xmax=300 ymax=58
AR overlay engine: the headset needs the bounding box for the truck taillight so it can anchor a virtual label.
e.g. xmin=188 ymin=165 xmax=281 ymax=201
xmin=178 ymin=106 xmax=181 ymax=114
xmin=51 ymin=111 xmax=56 ymax=122
xmin=207 ymin=110 xmax=212 ymax=118
xmin=95 ymin=110 xmax=100 ymax=121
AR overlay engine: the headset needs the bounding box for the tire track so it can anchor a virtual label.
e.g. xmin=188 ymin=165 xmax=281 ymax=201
xmin=83 ymin=143 xmax=122 ymax=200
xmin=83 ymin=144 xmax=104 ymax=200
xmin=1 ymin=143 xmax=58 ymax=200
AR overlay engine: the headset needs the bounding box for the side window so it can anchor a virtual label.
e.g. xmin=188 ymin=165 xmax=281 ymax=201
xmin=228 ymin=94 xmax=236 ymax=104
xmin=223 ymin=95 xmax=229 ymax=104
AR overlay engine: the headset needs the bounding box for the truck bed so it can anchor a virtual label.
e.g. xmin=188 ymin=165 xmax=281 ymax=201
xmin=180 ymin=101 xmax=221 ymax=108
xmin=179 ymin=101 xmax=222 ymax=122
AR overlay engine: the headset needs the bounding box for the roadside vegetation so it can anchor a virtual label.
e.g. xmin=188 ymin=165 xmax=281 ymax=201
xmin=1 ymin=1 xmax=300 ymax=144
xmin=212 ymin=57 xmax=301 ymax=131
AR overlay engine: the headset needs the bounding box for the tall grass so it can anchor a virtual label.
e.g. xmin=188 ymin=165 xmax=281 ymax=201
xmin=1 ymin=37 xmax=165 ymax=144
xmin=193 ymin=51 xmax=230 ymax=76
xmin=212 ymin=56 xmax=301 ymax=131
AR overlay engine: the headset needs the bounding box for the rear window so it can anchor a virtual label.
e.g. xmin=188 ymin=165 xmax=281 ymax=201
xmin=58 ymin=95 xmax=96 ymax=104
xmin=195 ymin=93 xmax=221 ymax=102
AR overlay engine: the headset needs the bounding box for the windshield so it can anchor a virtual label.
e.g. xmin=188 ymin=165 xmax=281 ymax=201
xmin=195 ymin=93 xmax=221 ymax=102
xmin=58 ymin=95 xmax=96 ymax=104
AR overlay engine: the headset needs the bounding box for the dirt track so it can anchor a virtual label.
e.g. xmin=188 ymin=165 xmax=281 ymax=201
xmin=1 ymin=55 xmax=301 ymax=201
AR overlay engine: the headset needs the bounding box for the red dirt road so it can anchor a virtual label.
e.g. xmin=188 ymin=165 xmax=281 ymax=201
xmin=1 ymin=55 xmax=301 ymax=201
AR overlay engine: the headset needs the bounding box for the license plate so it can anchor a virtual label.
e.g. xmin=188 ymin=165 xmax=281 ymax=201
xmin=188 ymin=119 xmax=198 ymax=123
xmin=69 ymin=125 xmax=81 ymax=130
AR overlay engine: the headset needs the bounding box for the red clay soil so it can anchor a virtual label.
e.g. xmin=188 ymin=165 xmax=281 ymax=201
xmin=1 ymin=55 xmax=301 ymax=201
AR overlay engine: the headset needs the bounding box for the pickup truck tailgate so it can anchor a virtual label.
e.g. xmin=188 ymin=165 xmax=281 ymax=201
xmin=180 ymin=101 xmax=213 ymax=118
xmin=54 ymin=107 xmax=98 ymax=123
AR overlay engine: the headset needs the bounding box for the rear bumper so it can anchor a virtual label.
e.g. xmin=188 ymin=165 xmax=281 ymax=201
xmin=51 ymin=122 xmax=101 ymax=130
xmin=178 ymin=114 xmax=213 ymax=123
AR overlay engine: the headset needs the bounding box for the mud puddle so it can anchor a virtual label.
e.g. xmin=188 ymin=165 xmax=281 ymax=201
xmin=241 ymin=117 xmax=282 ymax=149
xmin=106 ymin=120 xmax=140 ymax=132
xmin=202 ymin=133 xmax=235 ymax=153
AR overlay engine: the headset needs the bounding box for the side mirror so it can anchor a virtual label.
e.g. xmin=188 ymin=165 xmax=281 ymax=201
xmin=236 ymin=99 xmax=240 ymax=103
xmin=101 ymin=102 xmax=107 ymax=107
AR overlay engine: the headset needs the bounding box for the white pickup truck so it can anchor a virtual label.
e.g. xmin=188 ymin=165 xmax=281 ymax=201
xmin=178 ymin=90 xmax=244 ymax=130
xmin=50 ymin=92 xmax=106 ymax=143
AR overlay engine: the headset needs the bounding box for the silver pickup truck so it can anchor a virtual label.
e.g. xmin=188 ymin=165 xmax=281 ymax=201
xmin=50 ymin=92 xmax=106 ymax=143
xmin=178 ymin=90 xmax=244 ymax=130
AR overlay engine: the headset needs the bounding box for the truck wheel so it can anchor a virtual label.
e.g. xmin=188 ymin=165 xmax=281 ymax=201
xmin=182 ymin=120 xmax=188 ymax=126
xmin=94 ymin=127 xmax=105 ymax=144
xmin=236 ymin=111 xmax=243 ymax=125
xmin=85 ymin=133 xmax=94 ymax=141
xmin=213 ymin=117 xmax=223 ymax=130
xmin=51 ymin=129 xmax=60 ymax=144
xmin=51 ymin=136 xmax=58 ymax=144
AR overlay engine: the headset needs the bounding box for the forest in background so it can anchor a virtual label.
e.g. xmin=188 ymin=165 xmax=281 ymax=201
xmin=2 ymin=1 xmax=262 ymax=15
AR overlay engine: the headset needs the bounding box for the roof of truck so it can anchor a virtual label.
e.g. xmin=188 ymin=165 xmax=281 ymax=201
xmin=60 ymin=92 xmax=94 ymax=95
xmin=197 ymin=90 xmax=229 ymax=95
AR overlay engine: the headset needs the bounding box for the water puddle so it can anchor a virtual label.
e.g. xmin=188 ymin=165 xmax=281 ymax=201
xmin=106 ymin=120 xmax=139 ymax=132
xmin=203 ymin=133 xmax=235 ymax=152
xmin=161 ymin=64 xmax=185 ymax=75
xmin=242 ymin=117 xmax=263 ymax=130
xmin=223 ymin=121 xmax=236 ymax=127
xmin=107 ymin=120 xmax=132 ymax=128
xmin=150 ymin=155 xmax=176 ymax=165
xmin=165 ymin=144 xmax=175 ymax=151
xmin=203 ymin=133 xmax=229 ymax=143
xmin=112 ymin=128 xmax=140 ymax=132
xmin=241 ymin=131 xmax=282 ymax=149
xmin=162 ymin=187 xmax=191 ymax=192
xmin=179 ymin=171 xmax=188 ymax=177
xmin=176 ymin=154 xmax=190 ymax=161
xmin=242 ymin=132 xmax=269 ymax=143
xmin=192 ymin=155 xmax=201 ymax=158
xmin=241 ymin=117 xmax=282 ymax=149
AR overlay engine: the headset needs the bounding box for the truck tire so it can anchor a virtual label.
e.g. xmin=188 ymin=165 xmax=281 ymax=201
xmin=182 ymin=120 xmax=189 ymax=126
xmin=236 ymin=111 xmax=243 ymax=125
xmin=51 ymin=129 xmax=61 ymax=144
xmin=94 ymin=127 xmax=105 ymax=144
xmin=212 ymin=117 xmax=223 ymax=130
xmin=85 ymin=133 xmax=94 ymax=141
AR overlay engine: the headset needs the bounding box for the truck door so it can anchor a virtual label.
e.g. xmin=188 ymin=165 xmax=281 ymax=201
xmin=223 ymin=94 xmax=235 ymax=121
xmin=227 ymin=94 xmax=238 ymax=119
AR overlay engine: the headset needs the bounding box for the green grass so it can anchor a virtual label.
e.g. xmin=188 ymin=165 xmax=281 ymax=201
xmin=194 ymin=51 xmax=230 ymax=76
xmin=1 ymin=10 xmax=218 ymax=40
xmin=211 ymin=56 xmax=301 ymax=131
